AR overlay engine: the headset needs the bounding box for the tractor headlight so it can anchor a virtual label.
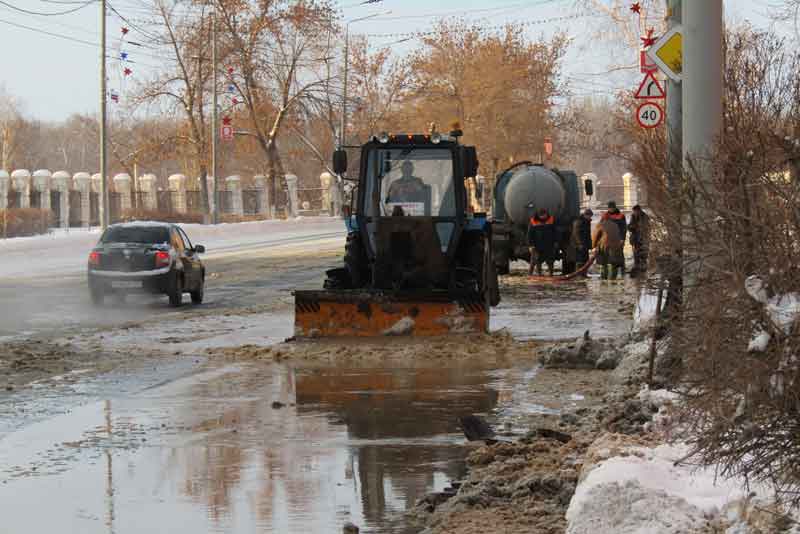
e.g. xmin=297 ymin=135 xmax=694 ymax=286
xmin=378 ymin=132 xmax=390 ymax=144
xmin=431 ymin=132 xmax=442 ymax=144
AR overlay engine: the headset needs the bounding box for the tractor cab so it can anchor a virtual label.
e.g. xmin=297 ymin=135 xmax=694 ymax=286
xmin=333 ymin=132 xmax=479 ymax=292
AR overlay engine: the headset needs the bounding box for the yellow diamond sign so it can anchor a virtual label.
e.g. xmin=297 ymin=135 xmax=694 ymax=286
xmin=646 ymin=26 xmax=682 ymax=82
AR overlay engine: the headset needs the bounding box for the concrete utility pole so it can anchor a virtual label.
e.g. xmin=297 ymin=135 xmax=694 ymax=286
xmin=211 ymin=8 xmax=219 ymax=224
xmin=681 ymin=0 xmax=723 ymax=168
xmin=665 ymin=0 xmax=683 ymax=309
xmin=666 ymin=0 xmax=682 ymax=184
xmin=99 ymin=0 xmax=109 ymax=229
xmin=681 ymin=0 xmax=723 ymax=286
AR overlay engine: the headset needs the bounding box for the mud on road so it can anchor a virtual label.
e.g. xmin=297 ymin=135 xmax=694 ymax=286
xmin=1 ymin=244 xmax=646 ymax=534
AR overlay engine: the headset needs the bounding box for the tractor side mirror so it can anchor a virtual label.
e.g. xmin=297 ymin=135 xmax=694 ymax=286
xmin=333 ymin=149 xmax=348 ymax=175
xmin=462 ymin=146 xmax=479 ymax=178
xmin=584 ymin=179 xmax=594 ymax=197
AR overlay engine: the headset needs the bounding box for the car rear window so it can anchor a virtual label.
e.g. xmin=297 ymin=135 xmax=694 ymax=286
xmin=101 ymin=226 xmax=170 ymax=244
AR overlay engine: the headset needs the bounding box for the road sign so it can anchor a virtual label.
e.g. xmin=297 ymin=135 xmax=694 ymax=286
xmin=544 ymin=137 xmax=553 ymax=156
xmin=221 ymin=125 xmax=234 ymax=141
xmin=634 ymin=71 xmax=666 ymax=99
xmin=640 ymin=50 xmax=657 ymax=73
xmin=636 ymin=102 xmax=664 ymax=129
xmin=646 ymin=26 xmax=682 ymax=82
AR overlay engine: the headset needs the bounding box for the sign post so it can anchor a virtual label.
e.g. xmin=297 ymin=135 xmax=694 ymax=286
xmin=221 ymin=125 xmax=234 ymax=142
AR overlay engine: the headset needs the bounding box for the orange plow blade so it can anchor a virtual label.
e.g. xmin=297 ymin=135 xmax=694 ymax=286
xmin=293 ymin=290 xmax=488 ymax=338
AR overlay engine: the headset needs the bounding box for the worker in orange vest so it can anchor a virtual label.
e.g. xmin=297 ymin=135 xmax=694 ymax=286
xmin=527 ymin=207 xmax=557 ymax=275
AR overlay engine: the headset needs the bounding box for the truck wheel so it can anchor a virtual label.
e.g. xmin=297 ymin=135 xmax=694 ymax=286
xmin=168 ymin=271 xmax=183 ymax=307
xmin=344 ymin=233 xmax=368 ymax=288
xmin=482 ymin=237 xmax=501 ymax=307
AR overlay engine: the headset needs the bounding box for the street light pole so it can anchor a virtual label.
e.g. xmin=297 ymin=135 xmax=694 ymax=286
xmin=99 ymin=0 xmax=109 ymax=229
xmin=211 ymin=8 xmax=219 ymax=224
xmin=340 ymin=12 xmax=387 ymax=149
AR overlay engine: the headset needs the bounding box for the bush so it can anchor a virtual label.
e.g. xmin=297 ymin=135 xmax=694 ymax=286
xmin=626 ymin=28 xmax=800 ymax=506
xmin=0 ymin=208 xmax=51 ymax=238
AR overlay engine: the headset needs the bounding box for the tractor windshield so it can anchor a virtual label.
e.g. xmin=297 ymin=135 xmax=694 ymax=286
xmin=364 ymin=147 xmax=455 ymax=218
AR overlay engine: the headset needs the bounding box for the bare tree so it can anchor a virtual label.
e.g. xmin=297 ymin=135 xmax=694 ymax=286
xmin=133 ymin=0 xmax=214 ymax=220
xmin=216 ymin=0 xmax=335 ymax=214
xmin=0 ymin=85 xmax=23 ymax=170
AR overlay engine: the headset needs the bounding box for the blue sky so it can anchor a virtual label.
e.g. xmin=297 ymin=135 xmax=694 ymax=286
xmin=0 ymin=0 xmax=783 ymax=121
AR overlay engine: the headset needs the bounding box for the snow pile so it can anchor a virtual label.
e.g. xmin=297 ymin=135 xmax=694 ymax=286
xmin=566 ymin=441 xmax=755 ymax=534
xmin=745 ymin=275 xmax=800 ymax=353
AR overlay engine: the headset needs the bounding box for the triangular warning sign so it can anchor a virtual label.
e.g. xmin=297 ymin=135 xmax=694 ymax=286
xmin=634 ymin=71 xmax=666 ymax=99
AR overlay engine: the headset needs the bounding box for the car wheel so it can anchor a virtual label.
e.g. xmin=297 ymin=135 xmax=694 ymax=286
xmin=190 ymin=276 xmax=204 ymax=305
xmin=168 ymin=271 xmax=183 ymax=307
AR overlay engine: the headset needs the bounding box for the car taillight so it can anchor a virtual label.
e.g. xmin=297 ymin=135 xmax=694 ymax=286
xmin=154 ymin=250 xmax=171 ymax=268
xmin=88 ymin=251 xmax=101 ymax=266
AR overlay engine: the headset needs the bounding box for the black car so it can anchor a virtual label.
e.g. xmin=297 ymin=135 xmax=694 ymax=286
xmin=87 ymin=222 xmax=206 ymax=307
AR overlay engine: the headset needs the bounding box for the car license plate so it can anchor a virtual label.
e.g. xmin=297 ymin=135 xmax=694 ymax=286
xmin=111 ymin=281 xmax=141 ymax=289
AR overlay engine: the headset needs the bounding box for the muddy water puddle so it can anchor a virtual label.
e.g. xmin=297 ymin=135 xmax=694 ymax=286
xmin=0 ymin=355 xmax=604 ymax=534
xmin=492 ymin=270 xmax=639 ymax=340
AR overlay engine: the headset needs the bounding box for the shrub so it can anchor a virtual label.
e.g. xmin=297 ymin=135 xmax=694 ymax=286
xmin=0 ymin=208 xmax=51 ymax=238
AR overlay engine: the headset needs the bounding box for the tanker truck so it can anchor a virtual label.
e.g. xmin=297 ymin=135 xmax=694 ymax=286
xmin=490 ymin=162 xmax=592 ymax=275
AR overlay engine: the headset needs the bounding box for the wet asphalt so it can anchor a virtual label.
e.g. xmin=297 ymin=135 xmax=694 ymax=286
xmin=0 ymin=235 xmax=640 ymax=534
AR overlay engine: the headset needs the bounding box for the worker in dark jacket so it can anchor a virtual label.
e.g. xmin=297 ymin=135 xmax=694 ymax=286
xmin=605 ymin=201 xmax=627 ymax=244
xmin=592 ymin=215 xmax=625 ymax=280
xmin=628 ymin=205 xmax=650 ymax=277
xmin=527 ymin=208 xmax=557 ymax=276
xmin=567 ymin=209 xmax=593 ymax=276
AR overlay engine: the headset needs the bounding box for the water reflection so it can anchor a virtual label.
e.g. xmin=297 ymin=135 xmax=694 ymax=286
xmin=294 ymin=367 xmax=498 ymax=530
xmin=0 ymin=362 xmax=502 ymax=533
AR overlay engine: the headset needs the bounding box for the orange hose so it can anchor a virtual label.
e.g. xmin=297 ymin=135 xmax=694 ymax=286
xmin=527 ymin=253 xmax=597 ymax=283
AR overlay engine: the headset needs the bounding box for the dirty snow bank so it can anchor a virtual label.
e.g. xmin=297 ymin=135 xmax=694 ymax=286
xmin=566 ymin=439 xmax=754 ymax=534
xmin=0 ymin=217 xmax=344 ymax=278
xmin=567 ymin=385 xmax=799 ymax=534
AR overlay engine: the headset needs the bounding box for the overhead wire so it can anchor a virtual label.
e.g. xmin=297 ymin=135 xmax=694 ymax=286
xmin=0 ymin=0 xmax=95 ymax=16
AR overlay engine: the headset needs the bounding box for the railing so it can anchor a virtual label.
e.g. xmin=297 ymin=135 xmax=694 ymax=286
xmin=242 ymin=190 xmax=262 ymax=215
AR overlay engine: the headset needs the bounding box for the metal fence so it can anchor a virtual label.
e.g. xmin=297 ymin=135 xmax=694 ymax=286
xmin=242 ymin=190 xmax=262 ymax=215
xmin=156 ymin=191 xmax=173 ymax=213
xmin=186 ymin=190 xmax=204 ymax=213
xmin=69 ymin=190 xmax=82 ymax=227
xmin=216 ymin=190 xmax=233 ymax=214
xmin=131 ymin=191 xmax=149 ymax=211
xmin=29 ymin=190 xmax=41 ymax=209
xmin=50 ymin=190 xmax=61 ymax=226
xmin=109 ymin=192 xmax=123 ymax=223
xmin=90 ymin=192 xmax=100 ymax=226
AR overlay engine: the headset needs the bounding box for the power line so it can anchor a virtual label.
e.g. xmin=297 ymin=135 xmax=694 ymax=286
xmin=0 ymin=0 xmax=95 ymax=16
xmin=363 ymin=13 xmax=584 ymax=39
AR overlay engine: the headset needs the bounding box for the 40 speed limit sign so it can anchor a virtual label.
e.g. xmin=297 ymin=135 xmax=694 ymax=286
xmin=636 ymin=101 xmax=664 ymax=129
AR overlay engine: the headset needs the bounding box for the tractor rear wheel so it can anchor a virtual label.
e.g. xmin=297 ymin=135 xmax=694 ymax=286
xmin=344 ymin=232 xmax=369 ymax=288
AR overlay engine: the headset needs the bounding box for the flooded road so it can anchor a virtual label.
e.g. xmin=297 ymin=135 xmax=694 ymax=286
xmin=0 ymin=356 xmax=606 ymax=534
xmin=1 ymin=252 xmax=638 ymax=534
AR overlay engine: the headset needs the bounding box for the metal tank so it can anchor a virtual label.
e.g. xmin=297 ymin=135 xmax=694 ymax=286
xmin=491 ymin=163 xmax=582 ymax=274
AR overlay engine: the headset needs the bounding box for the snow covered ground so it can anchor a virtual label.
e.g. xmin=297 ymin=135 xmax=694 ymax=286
xmin=0 ymin=217 xmax=345 ymax=279
xmin=566 ymin=387 xmax=800 ymax=534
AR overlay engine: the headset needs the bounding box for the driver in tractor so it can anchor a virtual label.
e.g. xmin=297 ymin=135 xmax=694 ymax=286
xmin=386 ymin=160 xmax=426 ymax=206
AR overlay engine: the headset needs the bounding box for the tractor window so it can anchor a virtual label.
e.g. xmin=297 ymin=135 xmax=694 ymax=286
xmin=364 ymin=148 xmax=455 ymax=218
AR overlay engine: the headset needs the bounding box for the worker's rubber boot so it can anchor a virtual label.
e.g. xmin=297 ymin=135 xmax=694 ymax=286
xmin=601 ymin=265 xmax=609 ymax=280
xmin=536 ymin=264 xmax=543 ymax=276
xmin=611 ymin=266 xmax=619 ymax=280
xmin=547 ymin=263 xmax=554 ymax=276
